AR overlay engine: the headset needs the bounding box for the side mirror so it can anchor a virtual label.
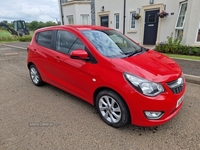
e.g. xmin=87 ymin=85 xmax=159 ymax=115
xmin=70 ymin=49 xmax=89 ymax=60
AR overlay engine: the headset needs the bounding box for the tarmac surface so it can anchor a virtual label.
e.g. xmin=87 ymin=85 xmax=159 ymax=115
xmin=0 ymin=42 xmax=200 ymax=149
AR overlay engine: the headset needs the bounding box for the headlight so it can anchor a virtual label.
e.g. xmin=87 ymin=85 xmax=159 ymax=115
xmin=124 ymin=73 xmax=164 ymax=96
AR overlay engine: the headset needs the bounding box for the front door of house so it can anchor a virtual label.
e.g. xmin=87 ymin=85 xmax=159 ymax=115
xmin=100 ymin=16 xmax=109 ymax=27
xmin=143 ymin=10 xmax=159 ymax=45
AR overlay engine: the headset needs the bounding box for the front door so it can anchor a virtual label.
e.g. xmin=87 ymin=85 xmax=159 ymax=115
xmin=52 ymin=30 xmax=96 ymax=102
xmin=100 ymin=16 xmax=109 ymax=27
xmin=143 ymin=10 xmax=159 ymax=45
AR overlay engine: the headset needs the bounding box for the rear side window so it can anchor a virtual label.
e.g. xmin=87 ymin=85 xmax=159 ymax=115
xmin=36 ymin=30 xmax=53 ymax=49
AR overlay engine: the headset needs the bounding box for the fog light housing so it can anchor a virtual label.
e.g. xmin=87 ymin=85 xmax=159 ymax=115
xmin=144 ymin=111 xmax=163 ymax=120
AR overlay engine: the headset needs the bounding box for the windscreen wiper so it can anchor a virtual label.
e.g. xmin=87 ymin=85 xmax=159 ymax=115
xmin=125 ymin=51 xmax=136 ymax=57
xmin=141 ymin=47 xmax=149 ymax=51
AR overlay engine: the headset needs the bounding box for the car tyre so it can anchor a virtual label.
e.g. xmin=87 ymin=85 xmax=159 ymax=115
xmin=29 ymin=64 xmax=43 ymax=86
xmin=96 ymin=90 xmax=129 ymax=128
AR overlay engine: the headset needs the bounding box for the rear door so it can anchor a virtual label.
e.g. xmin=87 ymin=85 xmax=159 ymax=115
xmin=33 ymin=30 xmax=55 ymax=82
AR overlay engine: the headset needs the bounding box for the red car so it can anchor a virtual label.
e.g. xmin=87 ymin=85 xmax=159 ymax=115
xmin=27 ymin=25 xmax=186 ymax=128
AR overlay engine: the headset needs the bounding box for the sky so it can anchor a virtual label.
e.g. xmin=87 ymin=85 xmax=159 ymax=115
xmin=0 ymin=0 xmax=60 ymax=23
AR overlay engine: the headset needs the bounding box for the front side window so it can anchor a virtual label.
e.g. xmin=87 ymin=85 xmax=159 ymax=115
xmin=67 ymin=15 xmax=74 ymax=25
xmin=36 ymin=30 xmax=53 ymax=49
xmin=130 ymin=12 xmax=136 ymax=29
xmin=56 ymin=30 xmax=85 ymax=55
xmin=69 ymin=39 xmax=85 ymax=54
xmin=56 ymin=30 xmax=76 ymax=54
xmin=81 ymin=14 xmax=89 ymax=25
xmin=82 ymin=30 xmax=142 ymax=58
xmin=114 ymin=13 xmax=119 ymax=29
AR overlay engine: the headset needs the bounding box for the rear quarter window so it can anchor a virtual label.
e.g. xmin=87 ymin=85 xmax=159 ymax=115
xmin=36 ymin=30 xmax=53 ymax=49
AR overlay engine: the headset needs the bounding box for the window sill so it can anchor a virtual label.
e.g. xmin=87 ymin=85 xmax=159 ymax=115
xmin=127 ymin=30 xmax=137 ymax=33
xmin=193 ymin=43 xmax=200 ymax=47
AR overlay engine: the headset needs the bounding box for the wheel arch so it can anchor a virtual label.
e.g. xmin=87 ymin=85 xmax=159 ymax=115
xmin=27 ymin=62 xmax=35 ymax=69
xmin=93 ymin=86 xmax=131 ymax=121
xmin=28 ymin=62 xmax=44 ymax=86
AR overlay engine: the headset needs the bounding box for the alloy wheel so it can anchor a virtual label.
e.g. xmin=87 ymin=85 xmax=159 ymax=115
xmin=98 ymin=95 xmax=122 ymax=123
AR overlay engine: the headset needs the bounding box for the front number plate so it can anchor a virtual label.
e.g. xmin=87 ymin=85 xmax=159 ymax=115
xmin=176 ymin=95 xmax=184 ymax=108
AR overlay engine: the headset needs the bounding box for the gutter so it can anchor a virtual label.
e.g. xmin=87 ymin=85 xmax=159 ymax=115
xmin=123 ymin=0 xmax=126 ymax=34
xmin=60 ymin=0 xmax=64 ymax=25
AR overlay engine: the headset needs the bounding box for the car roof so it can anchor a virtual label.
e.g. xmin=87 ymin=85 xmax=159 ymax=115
xmin=36 ymin=25 xmax=112 ymax=32
xmin=68 ymin=25 xmax=111 ymax=31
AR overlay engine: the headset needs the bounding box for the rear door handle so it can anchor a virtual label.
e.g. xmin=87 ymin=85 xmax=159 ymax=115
xmin=33 ymin=49 xmax=37 ymax=54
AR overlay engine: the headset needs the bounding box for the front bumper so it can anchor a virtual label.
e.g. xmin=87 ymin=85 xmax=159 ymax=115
xmin=122 ymin=80 xmax=186 ymax=127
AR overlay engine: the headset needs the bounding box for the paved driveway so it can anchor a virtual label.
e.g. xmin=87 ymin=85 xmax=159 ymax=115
xmin=0 ymin=44 xmax=200 ymax=149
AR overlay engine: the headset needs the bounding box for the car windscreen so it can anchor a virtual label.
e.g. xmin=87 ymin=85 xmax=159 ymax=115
xmin=81 ymin=29 xmax=143 ymax=58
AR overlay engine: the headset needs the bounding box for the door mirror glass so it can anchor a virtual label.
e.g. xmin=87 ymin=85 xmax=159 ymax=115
xmin=70 ymin=49 xmax=89 ymax=60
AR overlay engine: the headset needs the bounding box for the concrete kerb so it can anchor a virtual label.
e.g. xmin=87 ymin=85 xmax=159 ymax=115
xmin=170 ymin=57 xmax=200 ymax=62
xmin=184 ymin=74 xmax=200 ymax=85
xmin=1 ymin=43 xmax=200 ymax=85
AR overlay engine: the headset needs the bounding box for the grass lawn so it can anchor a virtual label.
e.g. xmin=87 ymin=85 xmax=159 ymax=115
xmin=162 ymin=53 xmax=200 ymax=61
xmin=0 ymin=30 xmax=33 ymax=42
xmin=0 ymin=30 xmax=12 ymax=37
xmin=0 ymin=30 xmax=16 ymax=38
xmin=0 ymin=30 xmax=21 ymax=42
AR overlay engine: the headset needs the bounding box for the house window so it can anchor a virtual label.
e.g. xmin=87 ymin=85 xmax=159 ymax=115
xmin=196 ymin=21 xmax=200 ymax=42
xmin=81 ymin=14 xmax=89 ymax=25
xmin=175 ymin=1 xmax=187 ymax=38
xmin=130 ymin=12 xmax=136 ymax=29
xmin=114 ymin=13 xmax=119 ymax=29
xmin=67 ymin=15 xmax=74 ymax=25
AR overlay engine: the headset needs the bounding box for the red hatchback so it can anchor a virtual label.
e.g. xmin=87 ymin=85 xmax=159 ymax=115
xmin=27 ymin=25 xmax=186 ymax=128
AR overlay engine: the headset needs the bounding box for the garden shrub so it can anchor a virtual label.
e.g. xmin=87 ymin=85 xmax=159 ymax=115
xmin=155 ymin=34 xmax=200 ymax=56
xmin=192 ymin=47 xmax=200 ymax=55
xmin=181 ymin=45 xmax=190 ymax=55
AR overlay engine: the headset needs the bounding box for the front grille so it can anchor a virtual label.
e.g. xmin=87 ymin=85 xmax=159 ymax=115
xmin=167 ymin=77 xmax=184 ymax=94
xmin=169 ymin=85 xmax=184 ymax=94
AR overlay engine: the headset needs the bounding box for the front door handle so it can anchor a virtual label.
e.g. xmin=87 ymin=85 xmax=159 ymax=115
xmin=55 ymin=56 xmax=61 ymax=62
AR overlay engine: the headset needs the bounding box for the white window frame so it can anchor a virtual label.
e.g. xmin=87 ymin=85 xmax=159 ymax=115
xmin=114 ymin=13 xmax=120 ymax=30
xmin=81 ymin=14 xmax=90 ymax=25
xmin=175 ymin=1 xmax=188 ymax=30
xmin=196 ymin=21 xmax=200 ymax=43
xmin=130 ymin=11 xmax=136 ymax=30
xmin=67 ymin=15 xmax=74 ymax=25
